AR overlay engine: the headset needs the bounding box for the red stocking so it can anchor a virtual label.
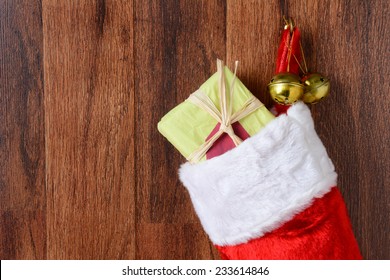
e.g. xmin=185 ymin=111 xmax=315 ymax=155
xmin=180 ymin=103 xmax=362 ymax=259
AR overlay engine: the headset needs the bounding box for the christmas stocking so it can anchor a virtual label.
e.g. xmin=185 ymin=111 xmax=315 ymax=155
xmin=179 ymin=102 xmax=362 ymax=259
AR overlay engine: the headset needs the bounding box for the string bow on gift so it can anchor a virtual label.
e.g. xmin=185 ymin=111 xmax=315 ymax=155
xmin=187 ymin=59 xmax=264 ymax=163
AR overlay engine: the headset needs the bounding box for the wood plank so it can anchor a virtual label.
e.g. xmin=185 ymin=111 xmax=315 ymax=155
xmin=304 ymin=0 xmax=390 ymax=260
xmin=42 ymin=0 xmax=135 ymax=259
xmin=134 ymin=0 xmax=225 ymax=259
xmin=285 ymin=0 xmax=390 ymax=259
xmin=226 ymin=0 xmax=282 ymax=107
xmin=136 ymin=223 xmax=217 ymax=260
xmin=227 ymin=0 xmax=390 ymax=259
xmin=0 ymin=0 xmax=46 ymax=259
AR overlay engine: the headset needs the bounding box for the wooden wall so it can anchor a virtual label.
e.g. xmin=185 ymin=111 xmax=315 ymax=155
xmin=1 ymin=0 xmax=389 ymax=259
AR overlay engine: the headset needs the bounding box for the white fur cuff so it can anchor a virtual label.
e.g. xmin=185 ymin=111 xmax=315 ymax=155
xmin=179 ymin=102 xmax=337 ymax=246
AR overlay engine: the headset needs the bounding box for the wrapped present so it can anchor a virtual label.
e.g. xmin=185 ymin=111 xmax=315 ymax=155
xmin=158 ymin=59 xmax=275 ymax=162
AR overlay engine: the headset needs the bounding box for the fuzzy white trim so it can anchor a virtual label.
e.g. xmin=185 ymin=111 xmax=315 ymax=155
xmin=179 ymin=102 xmax=337 ymax=246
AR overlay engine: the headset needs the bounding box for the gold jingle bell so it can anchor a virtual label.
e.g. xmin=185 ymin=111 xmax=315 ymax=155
xmin=267 ymin=73 xmax=304 ymax=105
xmin=301 ymin=73 xmax=330 ymax=104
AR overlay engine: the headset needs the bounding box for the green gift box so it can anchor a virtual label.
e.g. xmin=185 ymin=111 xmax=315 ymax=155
xmin=158 ymin=60 xmax=275 ymax=162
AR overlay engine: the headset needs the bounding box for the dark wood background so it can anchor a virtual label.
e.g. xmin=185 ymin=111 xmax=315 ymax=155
xmin=0 ymin=0 xmax=389 ymax=260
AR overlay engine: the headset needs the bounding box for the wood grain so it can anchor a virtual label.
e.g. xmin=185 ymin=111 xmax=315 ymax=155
xmin=225 ymin=0 xmax=390 ymax=259
xmin=133 ymin=0 xmax=224 ymax=259
xmin=283 ymin=0 xmax=390 ymax=259
xmin=43 ymin=0 xmax=135 ymax=259
xmin=226 ymin=0 xmax=282 ymax=107
xmin=0 ymin=0 xmax=389 ymax=259
xmin=0 ymin=0 xmax=46 ymax=259
xmin=328 ymin=0 xmax=389 ymax=259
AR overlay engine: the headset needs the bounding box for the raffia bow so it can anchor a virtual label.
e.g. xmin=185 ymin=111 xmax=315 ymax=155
xmin=187 ymin=59 xmax=264 ymax=163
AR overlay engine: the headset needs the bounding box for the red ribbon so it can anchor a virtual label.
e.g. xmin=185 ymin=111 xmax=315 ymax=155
xmin=274 ymin=24 xmax=302 ymax=115
xmin=276 ymin=26 xmax=301 ymax=74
